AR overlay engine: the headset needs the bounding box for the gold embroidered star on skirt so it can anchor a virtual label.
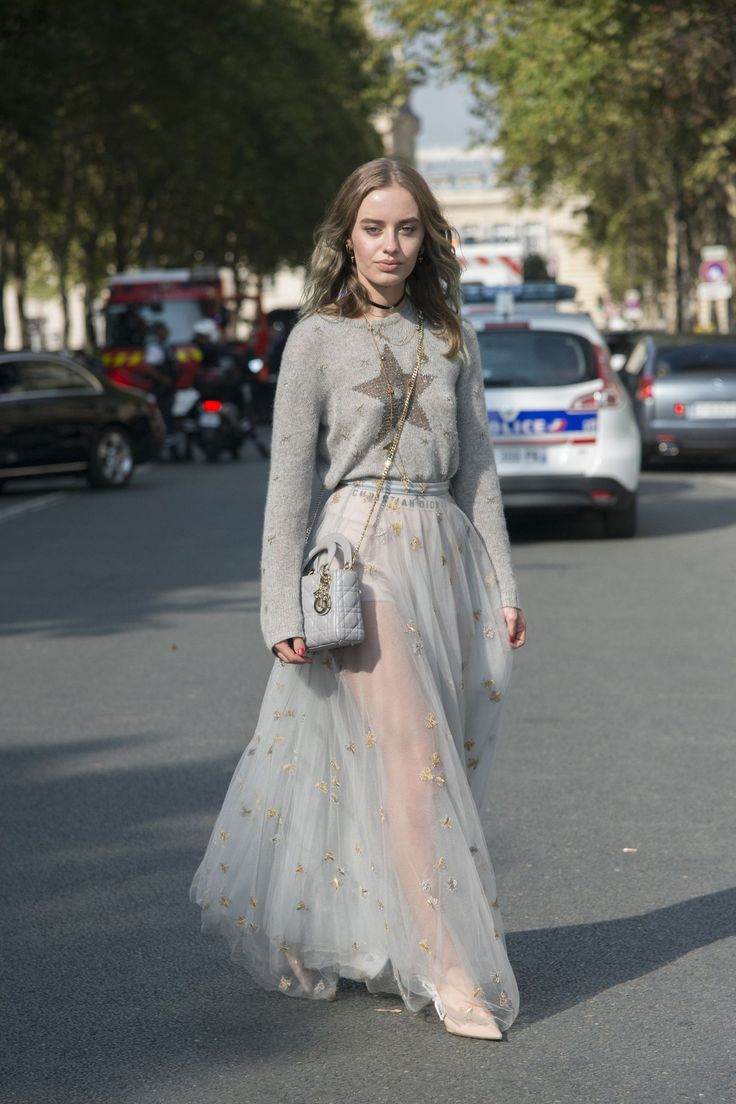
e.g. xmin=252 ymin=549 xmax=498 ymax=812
xmin=353 ymin=343 xmax=434 ymax=441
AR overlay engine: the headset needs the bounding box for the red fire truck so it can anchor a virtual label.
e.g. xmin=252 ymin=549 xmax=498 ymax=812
xmin=101 ymin=268 xmax=268 ymax=390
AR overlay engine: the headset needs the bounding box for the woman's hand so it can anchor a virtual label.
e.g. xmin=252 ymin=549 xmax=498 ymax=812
xmin=501 ymin=607 xmax=527 ymax=649
xmin=272 ymin=637 xmax=312 ymax=665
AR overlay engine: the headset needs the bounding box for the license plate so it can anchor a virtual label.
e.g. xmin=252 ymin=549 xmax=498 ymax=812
xmin=198 ymin=412 xmax=221 ymax=428
xmin=497 ymin=447 xmax=548 ymax=465
xmin=688 ymin=401 xmax=736 ymax=419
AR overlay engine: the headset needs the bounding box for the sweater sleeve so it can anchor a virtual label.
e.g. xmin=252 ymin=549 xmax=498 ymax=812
xmin=260 ymin=322 xmax=324 ymax=651
xmin=451 ymin=323 xmax=520 ymax=610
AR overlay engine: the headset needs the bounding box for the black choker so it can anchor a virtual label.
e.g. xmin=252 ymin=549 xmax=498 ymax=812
xmin=366 ymin=290 xmax=406 ymax=311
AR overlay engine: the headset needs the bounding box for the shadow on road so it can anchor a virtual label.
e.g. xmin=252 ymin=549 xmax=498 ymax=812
xmin=636 ymin=494 xmax=736 ymax=537
xmin=508 ymin=886 xmax=736 ymax=1028
xmin=508 ymin=477 xmax=736 ymax=543
xmin=0 ymin=463 xmax=266 ymax=639
xmin=642 ymin=458 xmax=736 ymax=474
xmin=3 ymin=461 xmax=736 ymax=645
xmin=1 ymin=734 xmax=323 ymax=1104
xmin=0 ymin=455 xmax=269 ymax=500
xmin=3 ymin=733 xmax=734 ymax=1101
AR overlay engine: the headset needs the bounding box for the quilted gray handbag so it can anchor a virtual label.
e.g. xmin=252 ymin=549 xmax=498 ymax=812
xmin=298 ymin=317 xmax=425 ymax=653
xmin=301 ymin=533 xmax=364 ymax=651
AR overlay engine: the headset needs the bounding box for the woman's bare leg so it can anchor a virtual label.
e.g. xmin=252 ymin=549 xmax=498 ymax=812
xmin=340 ymin=600 xmax=502 ymax=1039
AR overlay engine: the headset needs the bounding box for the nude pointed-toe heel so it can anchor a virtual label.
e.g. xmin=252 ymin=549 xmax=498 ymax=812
xmin=435 ymin=971 xmax=504 ymax=1041
xmin=441 ymin=1010 xmax=503 ymax=1041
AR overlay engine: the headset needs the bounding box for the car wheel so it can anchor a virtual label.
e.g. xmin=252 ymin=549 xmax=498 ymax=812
xmin=604 ymin=496 xmax=637 ymax=538
xmin=87 ymin=426 xmax=135 ymax=488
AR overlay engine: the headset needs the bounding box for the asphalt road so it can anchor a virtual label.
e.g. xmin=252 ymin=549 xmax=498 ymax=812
xmin=1 ymin=455 xmax=735 ymax=1104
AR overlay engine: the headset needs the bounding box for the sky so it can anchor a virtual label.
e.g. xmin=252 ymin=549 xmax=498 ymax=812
xmin=411 ymin=77 xmax=478 ymax=150
xmin=366 ymin=2 xmax=478 ymax=152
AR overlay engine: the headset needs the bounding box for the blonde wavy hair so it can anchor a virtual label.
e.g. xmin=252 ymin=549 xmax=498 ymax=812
xmin=301 ymin=158 xmax=464 ymax=357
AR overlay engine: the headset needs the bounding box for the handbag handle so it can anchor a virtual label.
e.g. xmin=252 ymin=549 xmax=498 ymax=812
xmin=304 ymin=316 xmax=425 ymax=564
xmin=302 ymin=532 xmax=355 ymax=574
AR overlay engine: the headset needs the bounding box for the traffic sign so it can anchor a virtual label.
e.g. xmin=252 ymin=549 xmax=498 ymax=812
xmin=701 ymin=245 xmax=728 ymax=262
xmin=699 ymin=259 xmax=730 ymax=283
xmin=698 ymin=281 xmax=732 ymax=301
xmin=624 ymin=288 xmax=642 ymax=320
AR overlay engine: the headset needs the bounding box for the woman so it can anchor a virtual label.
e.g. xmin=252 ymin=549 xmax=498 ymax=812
xmin=190 ymin=158 xmax=527 ymax=1041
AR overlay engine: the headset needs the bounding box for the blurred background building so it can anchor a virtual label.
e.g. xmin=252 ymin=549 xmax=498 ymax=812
xmin=417 ymin=146 xmax=606 ymax=316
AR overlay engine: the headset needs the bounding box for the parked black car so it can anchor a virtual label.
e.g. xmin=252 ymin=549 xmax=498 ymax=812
xmin=623 ymin=335 xmax=736 ymax=462
xmin=0 ymin=352 xmax=165 ymax=490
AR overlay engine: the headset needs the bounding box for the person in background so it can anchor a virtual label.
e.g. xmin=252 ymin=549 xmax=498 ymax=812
xmin=247 ymin=319 xmax=286 ymax=424
xmin=192 ymin=318 xmax=245 ymax=413
xmin=266 ymin=319 xmax=287 ymax=375
xmin=144 ymin=321 xmax=180 ymax=457
xmin=192 ymin=317 xmax=223 ymax=369
xmin=70 ymin=347 xmax=104 ymax=377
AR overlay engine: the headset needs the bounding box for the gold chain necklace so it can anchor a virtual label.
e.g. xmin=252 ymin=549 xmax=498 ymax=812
xmin=364 ymin=311 xmax=416 ymax=348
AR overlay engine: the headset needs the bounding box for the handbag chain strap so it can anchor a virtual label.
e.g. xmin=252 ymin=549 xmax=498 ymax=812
xmin=304 ymin=315 xmax=425 ymax=565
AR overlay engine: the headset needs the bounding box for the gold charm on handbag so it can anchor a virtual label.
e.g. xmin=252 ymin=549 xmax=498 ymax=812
xmin=313 ymin=564 xmax=332 ymax=615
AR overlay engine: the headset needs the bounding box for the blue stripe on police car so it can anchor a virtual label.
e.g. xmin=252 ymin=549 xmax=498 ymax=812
xmin=488 ymin=409 xmax=598 ymax=437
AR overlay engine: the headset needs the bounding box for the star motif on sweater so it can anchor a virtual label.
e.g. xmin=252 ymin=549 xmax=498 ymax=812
xmin=353 ymin=343 xmax=434 ymax=441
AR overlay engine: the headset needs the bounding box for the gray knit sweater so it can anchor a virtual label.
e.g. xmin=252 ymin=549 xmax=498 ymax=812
xmin=260 ymin=302 xmax=519 ymax=650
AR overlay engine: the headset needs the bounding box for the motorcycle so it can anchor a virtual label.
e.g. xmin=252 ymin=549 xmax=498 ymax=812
xmin=196 ymin=394 xmax=246 ymax=461
xmin=194 ymin=357 xmax=269 ymax=462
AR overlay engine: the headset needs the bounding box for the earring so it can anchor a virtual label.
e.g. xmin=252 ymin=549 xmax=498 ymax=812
xmin=346 ymin=241 xmax=355 ymax=263
xmin=417 ymin=248 xmax=425 ymax=263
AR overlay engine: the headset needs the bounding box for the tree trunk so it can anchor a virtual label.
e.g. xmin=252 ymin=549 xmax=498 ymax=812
xmin=722 ymin=174 xmax=736 ymax=229
xmin=54 ymin=250 xmax=70 ymax=348
xmin=677 ymin=210 xmax=693 ymax=333
xmin=114 ymin=224 xmax=129 ymax=273
xmin=112 ymin=178 xmax=135 ymax=272
xmin=664 ymin=202 xmax=679 ymax=332
xmin=138 ymin=220 xmax=154 ymax=269
xmin=0 ymin=234 xmax=7 ymax=351
xmin=49 ymin=152 xmax=78 ymax=349
xmin=13 ymin=249 xmax=30 ymax=348
xmin=82 ymin=233 xmax=100 ymax=347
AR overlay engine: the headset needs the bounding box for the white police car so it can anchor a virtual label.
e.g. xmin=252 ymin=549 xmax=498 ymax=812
xmin=464 ymin=287 xmax=641 ymax=537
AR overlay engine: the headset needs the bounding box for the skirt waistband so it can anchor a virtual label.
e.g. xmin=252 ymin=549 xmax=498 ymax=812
xmin=340 ymin=478 xmax=451 ymax=498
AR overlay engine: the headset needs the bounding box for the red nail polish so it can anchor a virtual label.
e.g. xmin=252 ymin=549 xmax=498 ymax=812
xmin=297 ymin=647 xmax=305 ymax=656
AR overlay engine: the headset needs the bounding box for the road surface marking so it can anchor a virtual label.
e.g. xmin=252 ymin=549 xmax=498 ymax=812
xmin=0 ymin=493 xmax=66 ymax=526
xmin=701 ymin=475 xmax=736 ymax=492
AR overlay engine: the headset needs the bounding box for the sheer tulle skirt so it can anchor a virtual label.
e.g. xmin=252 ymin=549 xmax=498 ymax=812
xmin=190 ymin=480 xmax=519 ymax=1030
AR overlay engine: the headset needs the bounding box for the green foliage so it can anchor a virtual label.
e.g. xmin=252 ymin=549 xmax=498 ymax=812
xmin=383 ymin=0 xmax=736 ymax=317
xmin=0 ymin=0 xmax=387 ymax=342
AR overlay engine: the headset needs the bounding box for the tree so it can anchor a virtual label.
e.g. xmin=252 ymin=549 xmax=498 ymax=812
xmin=383 ymin=0 xmax=736 ymax=329
xmin=0 ymin=0 xmax=388 ymax=347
